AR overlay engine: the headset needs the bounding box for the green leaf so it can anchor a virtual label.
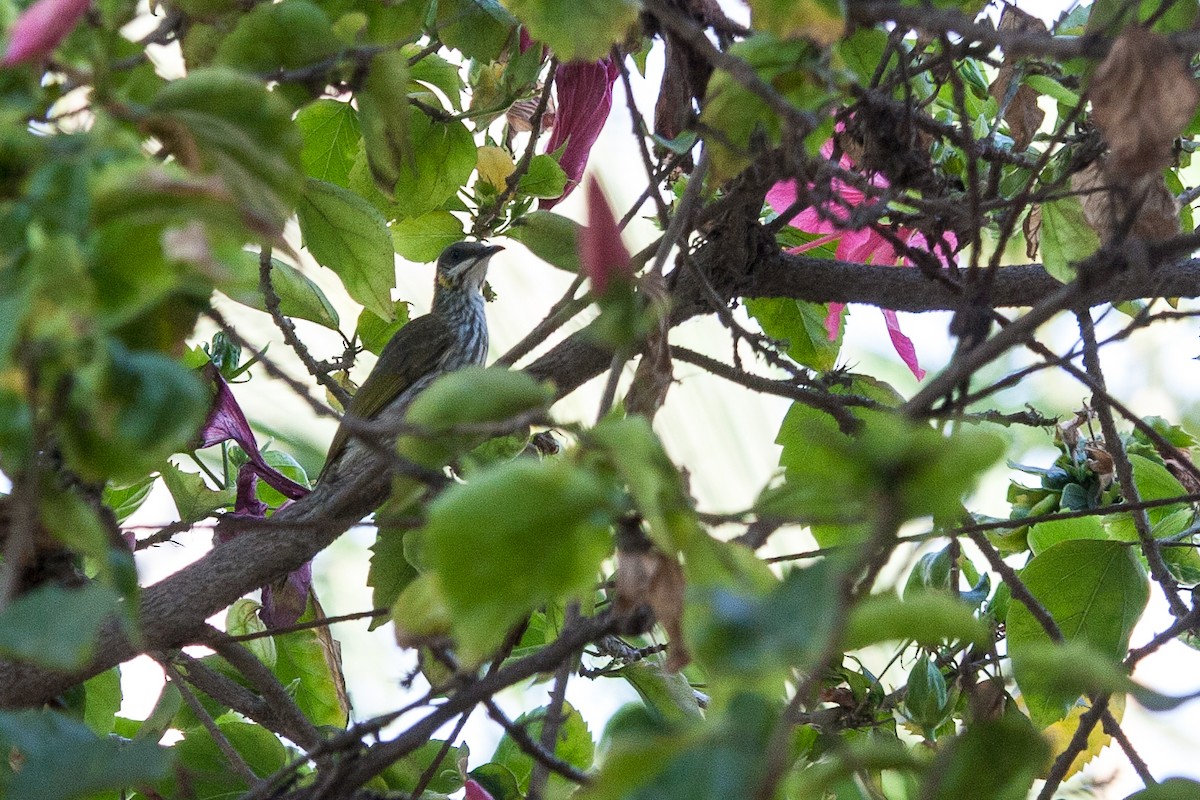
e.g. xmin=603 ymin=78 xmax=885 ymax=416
xmin=1007 ymin=540 xmax=1149 ymax=727
xmin=161 ymin=461 xmax=235 ymax=523
xmin=470 ymin=763 xmax=522 ymax=800
xmin=1039 ymin=196 xmax=1100 ymax=283
xmin=355 ymin=299 xmax=411 ymax=356
xmin=147 ymin=68 xmax=304 ymax=230
xmin=273 ymin=617 xmax=351 ymax=729
xmin=61 ymin=341 xmax=209 ymax=483
xmin=226 ymin=599 xmax=277 ymax=668
xmin=748 ymin=0 xmax=844 ymax=45
xmin=421 ymin=459 xmax=616 ymax=663
xmin=392 ymin=210 xmax=464 ymax=262
xmin=922 ymin=713 xmax=1048 ymax=800
xmin=1128 ymin=453 xmax=1189 ymax=523
xmin=0 ymin=710 xmax=172 ymax=800
xmin=1087 ymin=0 xmax=1198 ymax=35
xmin=1125 ymin=778 xmax=1200 ymax=799
xmin=392 ymin=111 xmax=478 ymax=218
xmin=214 ymin=0 xmax=340 ymax=75
xmin=834 ymin=26 xmax=888 ymax=82
xmin=764 ymin=407 xmax=1004 ymax=523
xmin=435 ymin=0 xmax=518 ymax=61
xmin=503 ymin=0 xmax=637 ymax=61
xmin=169 ymin=720 xmax=287 ymax=796
xmin=379 ymin=739 xmax=468 ymax=794
xmin=1028 ymin=515 xmax=1106 ymax=555
xmin=220 ymin=253 xmax=341 ymax=330
xmin=103 ymin=475 xmax=157 ymax=523
xmin=516 ymin=154 xmax=569 ymax=199
xmin=357 ymin=48 xmax=412 ymax=194
xmin=391 ymin=572 xmax=453 ymax=644
xmin=745 ymin=297 xmax=841 ymax=371
xmin=505 ymin=210 xmax=582 ymax=272
xmin=297 ymin=177 xmax=397 ymax=321
xmin=398 ymin=367 xmax=556 ymax=468
xmin=587 ymin=692 xmax=777 ymax=800
xmin=700 ymin=34 xmax=832 ymax=182
xmin=82 ymin=668 xmax=123 ymax=737
xmin=905 ymin=655 xmax=952 ymax=732
xmin=297 ymin=99 xmax=362 ymax=188
xmin=407 ymin=47 xmax=466 ymax=108
xmin=0 ymin=585 xmax=123 ymax=671
xmin=368 ymin=528 xmax=419 ymax=629
xmin=1023 ymin=74 xmax=1081 ymax=108
xmin=492 ymin=702 xmax=594 ymax=793
xmin=691 ymin=560 xmax=838 ymax=677
xmin=588 ymin=416 xmax=699 ymax=552
xmin=615 ymin=658 xmax=705 ymax=725
xmin=844 ymin=592 xmax=990 ymax=650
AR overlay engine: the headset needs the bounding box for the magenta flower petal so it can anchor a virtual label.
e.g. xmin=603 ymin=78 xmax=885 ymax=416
xmin=465 ymin=779 xmax=497 ymax=800
xmin=198 ymin=365 xmax=308 ymax=501
xmin=2 ymin=0 xmax=90 ymax=66
xmin=766 ymin=180 xmax=799 ymax=216
xmin=824 ymin=303 xmax=845 ymax=341
xmin=581 ymin=176 xmax=632 ymax=296
xmin=882 ymin=309 xmax=925 ymax=380
xmin=540 ymin=58 xmax=618 ymax=209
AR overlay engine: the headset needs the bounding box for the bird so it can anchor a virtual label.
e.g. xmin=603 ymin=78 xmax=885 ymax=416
xmin=318 ymin=241 xmax=503 ymax=486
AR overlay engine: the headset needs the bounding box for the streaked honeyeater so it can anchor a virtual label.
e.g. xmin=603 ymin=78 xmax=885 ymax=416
xmin=318 ymin=241 xmax=503 ymax=485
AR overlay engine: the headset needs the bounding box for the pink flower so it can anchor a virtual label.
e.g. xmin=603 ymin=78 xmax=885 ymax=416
xmin=2 ymin=0 xmax=90 ymax=66
xmin=768 ymin=143 xmax=957 ymax=380
xmin=581 ymin=176 xmax=632 ymax=296
xmin=541 ymin=58 xmax=619 ymax=209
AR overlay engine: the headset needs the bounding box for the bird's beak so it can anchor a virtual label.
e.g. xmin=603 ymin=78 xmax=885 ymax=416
xmin=453 ymin=244 xmax=504 ymax=282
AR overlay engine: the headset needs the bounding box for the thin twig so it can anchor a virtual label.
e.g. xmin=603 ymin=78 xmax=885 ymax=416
xmin=259 ymin=248 xmax=352 ymax=409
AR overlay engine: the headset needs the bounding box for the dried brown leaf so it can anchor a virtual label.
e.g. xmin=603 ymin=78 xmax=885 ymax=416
xmin=1089 ymin=27 xmax=1199 ymax=179
xmin=1071 ymin=161 xmax=1180 ymax=241
xmin=625 ymin=274 xmax=674 ymax=420
xmin=989 ymin=6 xmax=1048 ymax=151
xmin=1023 ymin=205 xmax=1041 ymax=259
xmin=615 ymin=547 xmax=690 ymax=671
xmin=654 ymin=38 xmax=693 ymax=143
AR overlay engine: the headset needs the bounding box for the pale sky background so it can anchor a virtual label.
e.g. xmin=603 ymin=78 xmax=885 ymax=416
xmin=111 ymin=1 xmax=1200 ymax=797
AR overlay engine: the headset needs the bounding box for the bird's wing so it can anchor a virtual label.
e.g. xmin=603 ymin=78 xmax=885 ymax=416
xmin=322 ymin=314 xmax=454 ymax=475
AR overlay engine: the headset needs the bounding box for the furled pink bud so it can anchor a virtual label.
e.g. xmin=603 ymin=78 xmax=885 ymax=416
xmin=541 ymin=58 xmax=618 ymax=208
xmin=581 ymin=176 xmax=632 ymax=297
xmin=2 ymin=0 xmax=90 ymax=66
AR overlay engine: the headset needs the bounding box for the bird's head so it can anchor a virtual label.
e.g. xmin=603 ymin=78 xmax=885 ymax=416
xmin=434 ymin=241 xmax=504 ymax=296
